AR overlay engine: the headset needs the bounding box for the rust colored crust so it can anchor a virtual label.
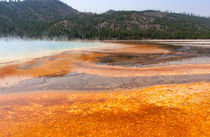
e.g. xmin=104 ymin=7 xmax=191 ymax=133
xmin=0 ymin=82 xmax=209 ymax=137
xmin=0 ymin=51 xmax=103 ymax=87
xmin=92 ymin=43 xmax=171 ymax=54
xmin=1 ymin=50 xmax=210 ymax=88
xmin=0 ymin=51 xmax=103 ymax=78
xmin=1 ymin=43 xmax=207 ymax=87
xmin=0 ymin=43 xmax=170 ymax=79
xmin=74 ymin=62 xmax=210 ymax=77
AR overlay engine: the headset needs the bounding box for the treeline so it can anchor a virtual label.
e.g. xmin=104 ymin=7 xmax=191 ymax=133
xmin=47 ymin=11 xmax=210 ymax=40
xmin=48 ymin=26 xmax=210 ymax=40
xmin=0 ymin=0 xmax=210 ymax=39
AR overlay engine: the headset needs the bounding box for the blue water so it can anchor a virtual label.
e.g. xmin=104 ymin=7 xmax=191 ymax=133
xmin=0 ymin=39 xmax=104 ymax=63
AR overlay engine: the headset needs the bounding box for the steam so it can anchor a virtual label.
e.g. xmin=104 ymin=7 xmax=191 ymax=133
xmin=0 ymin=37 xmax=103 ymax=65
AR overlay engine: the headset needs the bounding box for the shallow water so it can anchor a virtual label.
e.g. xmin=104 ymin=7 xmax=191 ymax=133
xmin=0 ymin=39 xmax=104 ymax=63
xmin=1 ymin=40 xmax=210 ymax=91
xmin=96 ymin=42 xmax=210 ymax=68
xmin=0 ymin=40 xmax=210 ymax=137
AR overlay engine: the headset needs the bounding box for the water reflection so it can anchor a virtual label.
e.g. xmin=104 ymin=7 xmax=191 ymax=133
xmin=96 ymin=43 xmax=210 ymax=68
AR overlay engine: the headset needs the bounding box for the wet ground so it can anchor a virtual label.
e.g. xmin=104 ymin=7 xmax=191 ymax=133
xmin=0 ymin=40 xmax=210 ymax=137
xmin=1 ymin=73 xmax=210 ymax=93
xmin=0 ymin=82 xmax=209 ymax=137
xmin=95 ymin=42 xmax=210 ymax=67
xmin=1 ymin=41 xmax=210 ymax=92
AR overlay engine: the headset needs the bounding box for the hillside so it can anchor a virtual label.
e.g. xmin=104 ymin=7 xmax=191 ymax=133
xmin=49 ymin=10 xmax=210 ymax=39
xmin=0 ymin=0 xmax=79 ymax=37
xmin=0 ymin=0 xmax=210 ymax=39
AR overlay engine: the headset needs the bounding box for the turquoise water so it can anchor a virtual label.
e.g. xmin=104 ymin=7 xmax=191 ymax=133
xmin=0 ymin=39 xmax=103 ymax=63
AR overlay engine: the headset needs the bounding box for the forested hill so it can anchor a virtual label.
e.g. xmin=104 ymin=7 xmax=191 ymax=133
xmin=0 ymin=0 xmax=79 ymax=37
xmin=0 ymin=0 xmax=210 ymax=39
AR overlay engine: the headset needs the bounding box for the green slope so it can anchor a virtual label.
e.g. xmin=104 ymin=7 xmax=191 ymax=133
xmin=0 ymin=0 xmax=210 ymax=39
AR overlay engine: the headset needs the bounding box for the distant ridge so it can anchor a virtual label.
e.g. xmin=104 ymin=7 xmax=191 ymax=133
xmin=0 ymin=0 xmax=79 ymax=22
xmin=0 ymin=0 xmax=210 ymax=39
